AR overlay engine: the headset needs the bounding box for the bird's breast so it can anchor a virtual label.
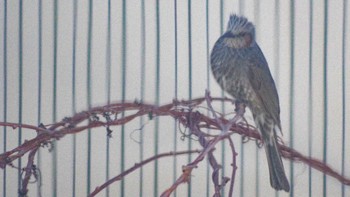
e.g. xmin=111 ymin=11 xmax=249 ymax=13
xmin=211 ymin=57 xmax=256 ymax=103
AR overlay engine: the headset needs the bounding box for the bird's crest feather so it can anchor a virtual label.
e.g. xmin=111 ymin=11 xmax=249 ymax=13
xmin=227 ymin=14 xmax=255 ymax=38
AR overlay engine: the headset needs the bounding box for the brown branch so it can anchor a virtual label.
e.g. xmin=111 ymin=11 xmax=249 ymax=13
xmin=160 ymin=131 xmax=234 ymax=197
xmin=0 ymin=122 xmax=49 ymax=133
xmin=18 ymin=147 xmax=39 ymax=196
xmin=227 ymin=137 xmax=237 ymax=197
xmin=0 ymin=97 xmax=233 ymax=168
xmin=0 ymin=95 xmax=349 ymax=196
xmin=89 ymin=150 xmax=200 ymax=197
xmin=161 ymin=91 xmax=241 ymax=197
xmin=280 ymin=145 xmax=350 ymax=185
xmin=187 ymin=109 xmax=223 ymax=196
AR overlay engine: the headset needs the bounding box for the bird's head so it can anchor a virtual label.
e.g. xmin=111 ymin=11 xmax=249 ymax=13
xmin=221 ymin=14 xmax=255 ymax=48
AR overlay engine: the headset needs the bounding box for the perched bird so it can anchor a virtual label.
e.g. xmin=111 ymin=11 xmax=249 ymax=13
xmin=210 ymin=14 xmax=290 ymax=192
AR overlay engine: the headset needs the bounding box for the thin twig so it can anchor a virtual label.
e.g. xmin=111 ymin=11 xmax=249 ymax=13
xmin=188 ymin=108 xmax=223 ymax=196
xmin=205 ymin=90 xmax=241 ymax=197
xmin=89 ymin=150 xmax=200 ymax=197
xmin=160 ymin=131 xmax=234 ymax=197
xmin=227 ymin=137 xmax=237 ymax=197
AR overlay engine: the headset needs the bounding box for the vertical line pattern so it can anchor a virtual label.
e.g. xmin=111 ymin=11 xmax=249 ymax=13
xmin=105 ymin=1 xmax=111 ymax=197
xmin=121 ymin=0 xmax=127 ymax=195
xmin=322 ymin=0 xmax=328 ymax=196
xmin=106 ymin=1 xmax=111 ymax=105
xmin=238 ymin=1 xmax=245 ymax=195
xmin=239 ymin=0 xmax=244 ymax=15
xmin=289 ymin=1 xmax=295 ymax=196
xmin=86 ymin=0 xmax=93 ymax=195
xmin=220 ymin=1 xmax=226 ymax=195
xmin=72 ymin=0 xmax=78 ymax=196
xmin=206 ymin=0 xmax=210 ymax=91
xmin=154 ymin=0 xmax=160 ymax=196
xmin=52 ymin=1 xmax=59 ymax=196
xmin=18 ymin=0 xmax=23 ymax=192
xmin=173 ymin=0 xmax=178 ymax=196
xmin=139 ymin=0 xmax=146 ymax=196
xmin=1 ymin=2 xmax=348 ymax=197
xmin=341 ymin=0 xmax=347 ymax=196
xmin=37 ymin=0 xmax=43 ymax=196
xmin=254 ymin=2 xmax=260 ymax=196
xmin=2 ymin=1 xmax=7 ymax=197
xmin=220 ymin=0 xmax=224 ymax=35
xmin=187 ymin=1 xmax=192 ymax=196
xmin=308 ymin=1 xmax=314 ymax=197
xmin=274 ymin=0 xmax=280 ymax=88
xmin=205 ymin=1 xmax=210 ymax=195
xmin=219 ymin=0 xmax=225 ymax=115
xmin=219 ymin=2 xmax=227 ymax=196
xmin=188 ymin=2 xmax=192 ymax=98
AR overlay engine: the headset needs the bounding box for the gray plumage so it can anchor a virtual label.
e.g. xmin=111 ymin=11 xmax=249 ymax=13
xmin=210 ymin=14 xmax=290 ymax=192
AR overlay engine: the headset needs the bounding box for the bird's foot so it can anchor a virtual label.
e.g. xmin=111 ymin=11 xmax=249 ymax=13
xmin=234 ymin=100 xmax=246 ymax=116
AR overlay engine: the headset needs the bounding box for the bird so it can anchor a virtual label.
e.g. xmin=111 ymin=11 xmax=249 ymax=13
xmin=210 ymin=14 xmax=290 ymax=192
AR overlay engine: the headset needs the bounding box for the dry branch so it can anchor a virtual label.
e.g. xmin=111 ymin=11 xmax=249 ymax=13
xmin=89 ymin=150 xmax=201 ymax=197
xmin=0 ymin=94 xmax=349 ymax=196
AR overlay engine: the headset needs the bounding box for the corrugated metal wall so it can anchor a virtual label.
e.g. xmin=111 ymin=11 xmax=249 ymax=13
xmin=0 ymin=0 xmax=349 ymax=196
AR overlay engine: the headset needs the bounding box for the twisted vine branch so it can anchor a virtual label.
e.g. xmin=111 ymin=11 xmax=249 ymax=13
xmin=0 ymin=93 xmax=349 ymax=196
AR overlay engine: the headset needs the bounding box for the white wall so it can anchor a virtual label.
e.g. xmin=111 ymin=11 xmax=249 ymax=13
xmin=0 ymin=0 xmax=349 ymax=196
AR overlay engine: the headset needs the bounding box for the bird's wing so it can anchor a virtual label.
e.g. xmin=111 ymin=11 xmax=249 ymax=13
xmin=247 ymin=45 xmax=281 ymax=128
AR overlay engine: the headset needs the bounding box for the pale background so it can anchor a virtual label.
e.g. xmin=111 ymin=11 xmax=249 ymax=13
xmin=0 ymin=0 xmax=349 ymax=197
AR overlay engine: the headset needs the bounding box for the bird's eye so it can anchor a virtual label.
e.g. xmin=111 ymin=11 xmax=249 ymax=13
xmin=238 ymin=32 xmax=246 ymax=37
xmin=222 ymin=32 xmax=235 ymax=38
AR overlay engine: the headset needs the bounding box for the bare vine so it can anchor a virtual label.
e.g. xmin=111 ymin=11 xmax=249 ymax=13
xmin=0 ymin=92 xmax=349 ymax=196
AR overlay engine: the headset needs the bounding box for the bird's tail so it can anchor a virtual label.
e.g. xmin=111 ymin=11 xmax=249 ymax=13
xmin=264 ymin=131 xmax=290 ymax=192
xmin=255 ymin=115 xmax=290 ymax=192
